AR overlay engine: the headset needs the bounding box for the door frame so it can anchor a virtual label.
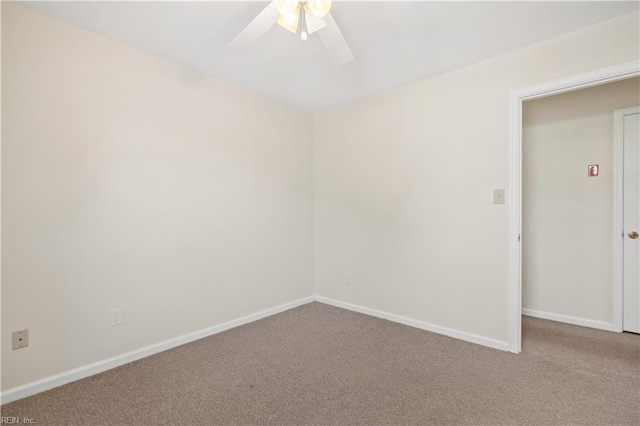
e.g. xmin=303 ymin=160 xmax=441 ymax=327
xmin=508 ymin=61 xmax=640 ymax=353
xmin=614 ymin=105 xmax=640 ymax=332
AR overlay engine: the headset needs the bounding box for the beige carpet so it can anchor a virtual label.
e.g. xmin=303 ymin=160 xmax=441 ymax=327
xmin=2 ymin=302 xmax=638 ymax=425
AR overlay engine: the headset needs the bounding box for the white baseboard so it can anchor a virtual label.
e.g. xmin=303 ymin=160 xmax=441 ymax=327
xmin=1 ymin=296 xmax=315 ymax=405
xmin=522 ymin=308 xmax=614 ymax=331
xmin=314 ymin=296 xmax=510 ymax=352
xmin=2 ymin=295 xmax=515 ymax=405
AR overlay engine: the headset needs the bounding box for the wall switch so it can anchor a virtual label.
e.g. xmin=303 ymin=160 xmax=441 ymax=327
xmin=12 ymin=329 xmax=29 ymax=350
xmin=493 ymin=189 xmax=505 ymax=205
xmin=345 ymin=273 xmax=352 ymax=285
xmin=109 ymin=308 xmax=123 ymax=327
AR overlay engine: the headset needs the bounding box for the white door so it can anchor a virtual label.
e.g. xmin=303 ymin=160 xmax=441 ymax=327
xmin=623 ymin=107 xmax=640 ymax=333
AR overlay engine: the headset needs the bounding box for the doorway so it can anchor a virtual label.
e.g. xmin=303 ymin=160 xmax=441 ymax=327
xmin=508 ymin=61 xmax=640 ymax=353
xmin=521 ymin=79 xmax=639 ymax=341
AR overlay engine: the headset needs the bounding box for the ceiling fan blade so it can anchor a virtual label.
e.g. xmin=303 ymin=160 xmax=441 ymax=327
xmin=305 ymin=9 xmax=327 ymax=34
xmin=317 ymin=12 xmax=353 ymax=66
xmin=229 ymin=1 xmax=279 ymax=51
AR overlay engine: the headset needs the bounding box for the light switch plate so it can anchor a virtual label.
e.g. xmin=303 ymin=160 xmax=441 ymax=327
xmin=493 ymin=189 xmax=505 ymax=205
xmin=12 ymin=329 xmax=29 ymax=350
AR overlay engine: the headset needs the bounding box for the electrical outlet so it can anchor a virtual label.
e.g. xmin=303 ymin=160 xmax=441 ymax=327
xmin=493 ymin=189 xmax=505 ymax=205
xmin=109 ymin=308 xmax=123 ymax=327
xmin=12 ymin=329 xmax=29 ymax=350
xmin=345 ymin=273 xmax=352 ymax=285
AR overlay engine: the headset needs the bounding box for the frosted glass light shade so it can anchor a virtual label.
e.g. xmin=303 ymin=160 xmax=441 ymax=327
xmin=308 ymin=0 xmax=332 ymax=18
xmin=277 ymin=9 xmax=300 ymax=33
xmin=275 ymin=0 xmax=300 ymax=17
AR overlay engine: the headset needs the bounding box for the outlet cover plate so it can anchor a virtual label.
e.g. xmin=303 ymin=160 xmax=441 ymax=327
xmin=109 ymin=308 xmax=123 ymax=327
xmin=12 ymin=329 xmax=29 ymax=350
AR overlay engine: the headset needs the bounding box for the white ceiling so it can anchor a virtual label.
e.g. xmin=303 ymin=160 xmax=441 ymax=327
xmin=21 ymin=1 xmax=639 ymax=111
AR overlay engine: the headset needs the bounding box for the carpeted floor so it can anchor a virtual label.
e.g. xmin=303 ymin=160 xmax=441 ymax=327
xmin=2 ymin=302 xmax=638 ymax=425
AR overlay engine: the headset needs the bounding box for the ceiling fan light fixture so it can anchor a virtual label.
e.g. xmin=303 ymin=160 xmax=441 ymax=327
xmin=230 ymin=0 xmax=352 ymax=66
xmin=275 ymin=0 xmax=300 ymax=17
xmin=277 ymin=9 xmax=300 ymax=33
xmin=308 ymin=0 xmax=332 ymax=18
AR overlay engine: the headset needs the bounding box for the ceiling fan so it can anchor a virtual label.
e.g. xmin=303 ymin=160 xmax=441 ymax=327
xmin=229 ymin=0 xmax=353 ymax=65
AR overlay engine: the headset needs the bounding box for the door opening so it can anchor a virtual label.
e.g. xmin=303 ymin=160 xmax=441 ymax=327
xmin=508 ymin=61 xmax=640 ymax=353
xmin=522 ymin=81 xmax=639 ymax=337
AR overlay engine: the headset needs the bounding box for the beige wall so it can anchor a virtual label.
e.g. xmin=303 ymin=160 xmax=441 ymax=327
xmin=1 ymin=4 xmax=313 ymax=390
xmin=3 ymin=2 xmax=640 ymax=393
xmin=313 ymin=11 xmax=640 ymax=343
xmin=522 ymin=78 xmax=640 ymax=325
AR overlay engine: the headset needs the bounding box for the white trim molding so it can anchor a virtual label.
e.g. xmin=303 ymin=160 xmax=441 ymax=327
xmin=1 ymin=296 xmax=315 ymax=405
xmin=315 ymin=296 xmax=510 ymax=352
xmin=522 ymin=308 xmax=613 ymax=332
xmin=508 ymin=60 xmax=640 ymax=353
